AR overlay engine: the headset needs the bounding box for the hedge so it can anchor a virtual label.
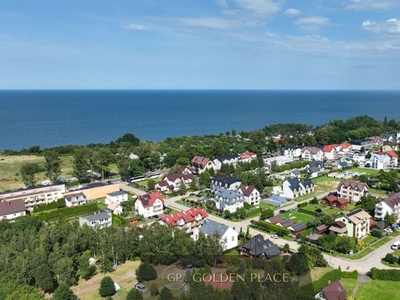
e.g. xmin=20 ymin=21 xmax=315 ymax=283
xmin=37 ymin=202 xmax=99 ymax=222
xmin=298 ymin=208 xmax=319 ymax=217
xmin=112 ymin=214 xmax=128 ymax=227
xmin=33 ymin=198 xmax=66 ymax=212
xmin=341 ymin=270 xmax=358 ymax=279
xmin=250 ymin=220 xmax=290 ymax=235
xmin=370 ymin=268 xmax=400 ymax=281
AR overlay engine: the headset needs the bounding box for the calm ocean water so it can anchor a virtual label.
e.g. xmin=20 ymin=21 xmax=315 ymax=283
xmin=0 ymin=90 xmax=399 ymax=151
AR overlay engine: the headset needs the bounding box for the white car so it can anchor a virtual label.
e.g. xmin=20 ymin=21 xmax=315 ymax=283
xmin=271 ymin=234 xmax=279 ymax=239
xmin=391 ymin=241 xmax=400 ymax=250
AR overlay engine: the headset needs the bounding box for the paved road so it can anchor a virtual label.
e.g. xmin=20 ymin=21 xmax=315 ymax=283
xmin=120 ymin=183 xmax=398 ymax=274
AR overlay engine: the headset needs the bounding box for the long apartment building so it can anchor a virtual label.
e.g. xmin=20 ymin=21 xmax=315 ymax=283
xmin=0 ymin=184 xmax=66 ymax=211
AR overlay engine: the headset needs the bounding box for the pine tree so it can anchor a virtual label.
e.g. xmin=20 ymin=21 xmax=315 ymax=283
xmin=159 ymin=287 xmax=173 ymax=300
xmin=125 ymin=288 xmax=144 ymax=300
xmin=99 ymin=276 xmax=116 ymax=298
xmin=52 ymin=283 xmax=77 ymax=300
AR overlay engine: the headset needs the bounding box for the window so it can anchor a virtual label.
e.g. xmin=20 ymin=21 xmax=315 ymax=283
xmin=232 ymin=236 xmax=235 ymax=241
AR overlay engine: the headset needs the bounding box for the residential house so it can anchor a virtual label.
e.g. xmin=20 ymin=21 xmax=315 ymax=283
xmin=266 ymin=215 xmax=283 ymax=224
xmin=322 ymin=144 xmax=338 ymax=160
xmin=238 ymin=184 xmax=260 ymax=205
xmin=282 ymin=178 xmax=314 ymax=199
xmin=156 ymin=174 xmax=194 ymax=192
xmin=0 ymin=199 xmax=26 ymax=221
xmin=337 ymin=181 xmax=369 ymax=203
xmin=64 ymin=192 xmax=87 ymax=207
xmin=238 ymin=151 xmax=257 ymax=163
xmin=369 ymin=151 xmax=398 ymax=169
xmin=192 ymin=219 xmax=238 ymax=250
xmin=105 ymin=191 xmax=128 ymax=204
xmin=282 ymin=147 xmax=302 ymax=158
xmin=307 ymin=161 xmax=325 ymax=171
xmin=329 ymin=221 xmax=348 ymax=236
xmin=317 ymin=280 xmax=347 ymax=300
xmin=106 ymin=202 xmax=123 ymax=215
xmin=213 ymin=154 xmax=239 ymax=170
xmin=350 ymin=139 xmax=375 ymax=152
xmin=322 ymin=195 xmax=348 ymax=209
xmin=375 ymin=192 xmax=400 ymax=222
xmin=336 ymin=161 xmax=349 ymax=170
xmin=210 ymin=176 xmax=241 ymax=192
xmin=159 ymin=208 xmax=208 ymax=234
xmin=135 ymin=192 xmax=164 ymax=218
xmin=307 ymin=167 xmax=319 ymax=179
xmin=72 ymin=182 xmax=120 ymax=202
xmin=278 ymin=219 xmax=295 ymax=228
xmin=334 ymin=208 xmax=372 ymax=239
xmin=314 ymin=224 xmax=328 ymax=235
xmin=367 ymin=136 xmax=383 ymax=147
xmin=340 ymin=142 xmax=352 ymax=153
xmin=79 ymin=211 xmax=112 ymax=229
xmin=190 ymin=156 xmax=216 ymax=174
xmin=290 ymin=169 xmax=301 ymax=178
xmin=289 ymin=222 xmax=307 ymax=237
xmin=175 ymin=164 xmax=193 ymax=175
xmin=352 ymin=152 xmax=366 ymax=164
xmin=0 ymin=184 xmax=66 ymax=211
xmin=212 ymin=188 xmax=244 ymax=214
xmin=238 ymin=234 xmax=280 ymax=259
xmin=301 ymin=147 xmax=323 ymax=161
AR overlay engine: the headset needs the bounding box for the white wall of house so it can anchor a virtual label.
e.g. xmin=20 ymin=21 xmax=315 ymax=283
xmin=135 ymin=198 xmax=163 ymax=218
xmin=1 ymin=210 xmax=26 ymax=221
xmin=105 ymin=192 xmax=128 ymax=204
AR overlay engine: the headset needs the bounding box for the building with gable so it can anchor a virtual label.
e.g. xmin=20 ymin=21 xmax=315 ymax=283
xmin=64 ymin=192 xmax=87 ymax=207
xmin=105 ymin=191 xmax=128 ymax=204
xmin=238 ymin=151 xmax=257 ymax=163
xmin=79 ymin=211 xmax=112 ymax=229
xmin=282 ymin=178 xmax=314 ymax=199
xmin=212 ymin=188 xmax=244 ymax=214
xmin=334 ymin=208 xmax=372 ymax=239
xmin=192 ymin=219 xmax=238 ymax=250
xmin=238 ymin=234 xmax=280 ymax=259
xmin=156 ymin=173 xmax=194 ymax=192
xmin=0 ymin=199 xmax=27 ymax=221
xmin=213 ymin=154 xmax=239 ymax=170
xmin=337 ymin=181 xmax=369 ymax=203
xmin=375 ymin=192 xmax=400 ymax=222
xmin=318 ymin=280 xmax=347 ymax=300
xmin=369 ymin=151 xmax=398 ymax=169
xmin=190 ymin=156 xmax=216 ymax=174
xmin=135 ymin=192 xmax=164 ymax=218
xmin=210 ymin=176 xmax=241 ymax=192
xmin=238 ymin=184 xmax=260 ymax=205
xmin=159 ymin=207 xmax=208 ymax=234
xmin=301 ymin=147 xmax=323 ymax=161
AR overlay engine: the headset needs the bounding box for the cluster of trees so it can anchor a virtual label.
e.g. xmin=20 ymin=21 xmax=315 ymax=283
xmin=317 ymin=232 xmax=358 ymax=254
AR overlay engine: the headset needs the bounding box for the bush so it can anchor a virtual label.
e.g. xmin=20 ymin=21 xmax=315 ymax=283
xmin=341 ymin=270 xmax=358 ymax=279
xmin=311 ymin=197 xmax=319 ymax=204
xmin=33 ymin=198 xmax=66 ymax=212
xmin=36 ymin=202 xmax=99 ymax=222
xmin=370 ymin=268 xmax=400 ymax=281
xmin=136 ymin=262 xmax=157 ymax=282
xmin=300 ymin=269 xmax=342 ymax=295
xmin=250 ymin=220 xmax=290 ymax=235
xmin=315 ymin=208 xmax=322 ymax=213
xmin=384 ymin=253 xmax=397 ymax=264
xmin=298 ymin=208 xmax=319 ymax=216
xmin=371 ymin=229 xmax=383 ymax=238
xmin=99 ymin=276 xmax=116 ymax=298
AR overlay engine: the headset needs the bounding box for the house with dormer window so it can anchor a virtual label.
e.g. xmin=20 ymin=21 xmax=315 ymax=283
xmin=301 ymin=147 xmax=323 ymax=161
xmin=135 ymin=192 xmax=164 ymax=218
xmin=159 ymin=207 xmax=208 ymax=234
xmin=213 ymin=155 xmax=239 ymax=170
xmin=212 ymin=188 xmax=244 ymax=214
xmin=369 ymin=151 xmax=398 ymax=170
xmin=334 ymin=208 xmax=372 ymax=239
xmin=282 ymin=178 xmax=314 ymax=199
xmin=190 ymin=156 xmax=217 ymax=174
xmin=375 ymin=192 xmax=400 ymax=222
xmin=238 ymin=184 xmax=260 ymax=205
xmin=337 ymin=181 xmax=369 ymax=203
xmin=210 ymin=176 xmax=241 ymax=192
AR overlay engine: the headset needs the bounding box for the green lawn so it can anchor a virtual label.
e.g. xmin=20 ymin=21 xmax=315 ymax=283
xmin=340 ymin=278 xmax=358 ymax=296
xmin=350 ymin=167 xmax=379 ymax=176
xmin=311 ymin=177 xmax=342 ymax=184
xmin=369 ymin=188 xmax=388 ymax=196
xmin=363 ymin=236 xmax=377 ymax=244
xmin=356 ymin=280 xmax=400 ymax=299
xmin=259 ymin=201 xmax=276 ymax=209
xmin=280 ymin=211 xmax=314 ymax=224
xmin=334 ymin=237 xmax=391 ymax=260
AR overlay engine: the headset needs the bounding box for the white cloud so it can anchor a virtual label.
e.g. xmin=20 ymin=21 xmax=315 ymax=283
xmin=284 ymin=8 xmax=301 ymax=17
xmin=294 ymin=17 xmax=329 ymax=30
xmin=232 ymin=0 xmax=283 ymax=15
xmin=346 ymin=0 xmax=399 ymax=10
xmin=362 ymin=18 xmax=400 ymax=34
xmin=175 ymin=17 xmax=238 ymax=30
xmin=122 ymin=24 xmax=150 ymax=31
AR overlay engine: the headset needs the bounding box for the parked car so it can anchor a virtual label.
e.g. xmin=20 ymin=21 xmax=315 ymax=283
xmin=279 ymin=210 xmax=286 ymax=214
xmin=392 ymin=241 xmax=400 ymax=250
xmin=271 ymin=234 xmax=279 ymax=239
xmin=134 ymin=283 xmax=147 ymax=293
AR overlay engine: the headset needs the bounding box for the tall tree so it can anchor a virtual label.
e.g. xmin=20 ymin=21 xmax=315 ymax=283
xmin=99 ymin=276 xmax=116 ymax=298
xmin=72 ymin=148 xmax=89 ymax=182
xmin=20 ymin=162 xmax=41 ymax=187
xmin=44 ymin=151 xmax=62 ymax=182
xmin=52 ymin=283 xmax=77 ymax=300
xmin=159 ymin=287 xmax=173 ymax=300
xmin=34 ymin=265 xmax=56 ymax=293
xmin=125 ymin=288 xmax=144 ymax=300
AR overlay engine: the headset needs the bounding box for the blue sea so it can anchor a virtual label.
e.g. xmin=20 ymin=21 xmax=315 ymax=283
xmin=0 ymin=90 xmax=399 ymax=151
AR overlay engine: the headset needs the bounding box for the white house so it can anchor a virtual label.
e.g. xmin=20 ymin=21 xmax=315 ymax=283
xmin=375 ymin=192 xmax=400 ymax=222
xmin=335 ymin=208 xmax=371 ymax=239
xmin=79 ymin=211 xmax=112 ymax=229
xmin=283 ymin=147 xmax=302 ymax=158
xmin=106 ymin=202 xmax=123 ymax=215
xmin=301 ymin=147 xmax=323 ymax=161
xmin=238 ymin=151 xmax=257 ymax=163
xmin=159 ymin=208 xmax=208 ymax=234
xmin=190 ymin=156 xmax=217 ymax=174
xmin=192 ymin=219 xmax=238 ymax=251
xmin=135 ymin=192 xmax=164 ymax=218
xmin=105 ymin=191 xmax=128 ymax=204
xmin=213 ymin=154 xmax=239 ymax=170
xmin=156 ymin=174 xmax=194 ymax=192
xmin=64 ymin=192 xmax=87 ymax=207
xmin=212 ymin=188 xmax=244 ymax=214
xmin=0 ymin=199 xmax=27 ymax=221
xmin=369 ymin=151 xmax=398 ymax=170
xmin=210 ymin=176 xmax=241 ymax=192
xmin=282 ymin=178 xmax=314 ymax=199
xmin=238 ymin=184 xmax=260 ymax=205
xmin=322 ymin=144 xmax=339 ymax=160
xmin=337 ymin=181 xmax=369 ymax=203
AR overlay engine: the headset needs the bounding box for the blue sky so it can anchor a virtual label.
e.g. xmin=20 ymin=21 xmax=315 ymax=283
xmin=1 ymin=0 xmax=399 ymax=89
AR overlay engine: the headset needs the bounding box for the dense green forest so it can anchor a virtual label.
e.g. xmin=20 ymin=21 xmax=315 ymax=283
xmin=0 ymin=216 xmax=325 ymax=299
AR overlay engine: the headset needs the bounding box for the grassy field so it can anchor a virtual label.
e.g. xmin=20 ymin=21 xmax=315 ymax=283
xmin=280 ymin=211 xmax=314 ymax=224
xmin=356 ymin=280 xmax=400 ymax=300
xmin=301 ymin=204 xmax=343 ymax=216
xmin=369 ymin=188 xmax=388 ymax=196
xmin=298 ymin=267 xmax=333 ymax=286
xmin=293 ymin=178 xmax=340 ymax=202
xmin=0 ymin=154 xmax=75 ymax=191
xmin=340 ymin=278 xmax=357 ymax=296
xmin=333 ymin=237 xmax=391 ymax=260
xmin=350 ymin=167 xmax=379 ymax=176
